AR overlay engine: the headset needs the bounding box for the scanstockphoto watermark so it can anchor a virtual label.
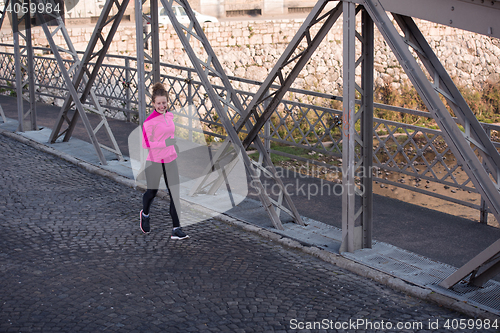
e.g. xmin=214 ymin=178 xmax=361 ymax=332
xmin=250 ymin=162 xmax=379 ymax=199
xmin=290 ymin=318 xmax=424 ymax=331
xmin=289 ymin=318 xmax=499 ymax=331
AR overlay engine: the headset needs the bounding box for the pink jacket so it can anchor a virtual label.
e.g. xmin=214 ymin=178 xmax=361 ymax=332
xmin=142 ymin=110 xmax=178 ymax=163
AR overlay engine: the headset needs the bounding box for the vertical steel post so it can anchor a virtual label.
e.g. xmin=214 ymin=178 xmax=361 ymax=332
xmin=25 ymin=5 xmax=36 ymax=131
xmin=135 ymin=0 xmax=161 ymax=125
xmin=12 ymin=4 xmax=24 ymax=131
xmin=361 ymin=7 xmax=374 ymax=248
xmin=12 ymin=0 xmax=37 ymax=132
xmin=340 ymin=0 xmax=358 ymax=252
xmin=135 ymin=0 xmax=147 ymax=125
xmin=150 ymin=0 xmax=161 ymax=84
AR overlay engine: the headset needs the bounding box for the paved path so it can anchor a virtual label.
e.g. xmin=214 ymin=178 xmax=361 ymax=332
xmin=1 ymin=133 xmax=496 ymax=331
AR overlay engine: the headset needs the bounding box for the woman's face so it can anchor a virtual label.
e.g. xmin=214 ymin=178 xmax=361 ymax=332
xmin=153 ymin=95 xmax=168 ymax=114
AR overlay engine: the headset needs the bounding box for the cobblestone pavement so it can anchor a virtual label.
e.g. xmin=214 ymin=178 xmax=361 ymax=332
xmin=0 ymin=134 xmax=497 ymax=333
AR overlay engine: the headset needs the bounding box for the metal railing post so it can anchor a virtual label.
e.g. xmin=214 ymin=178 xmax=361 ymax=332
xmin=125 ymin=56 xmax=131 ymax=122
xmin=187 ymin=70 xmax=193 ymax=142
xmin=263 ymin=90 xmax=271 ymax=155
xmin=480 ymin=127 xmax=491 ymax=224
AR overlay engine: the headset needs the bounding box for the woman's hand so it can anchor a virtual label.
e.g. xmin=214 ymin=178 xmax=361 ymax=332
xmin=165 ymin=138 xmax=177 ymax=147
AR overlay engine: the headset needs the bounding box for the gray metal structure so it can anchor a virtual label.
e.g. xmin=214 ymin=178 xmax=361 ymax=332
xmin=42 ymin=0 xmax=126 ymax=165
xmin=9 ymin=0 xmax=37 ymax=132
xmin=358 ymin=0 xmax=500 ymax=288
xmin=135 ymin=0 xmax=161 ymax=125
xmin=5 ymin=0 xmax=124 ymax=164
xmin=340 ymin=3 xmax=374 ymax=252
xmin=156 ymin=0 xmax=304 ymax=230
xmin=1 ymin=0 xmax=499 ymax=286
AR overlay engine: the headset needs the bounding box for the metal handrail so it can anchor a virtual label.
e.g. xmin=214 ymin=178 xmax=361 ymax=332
xmin=0 ymin=43 xmax=498 ymax=218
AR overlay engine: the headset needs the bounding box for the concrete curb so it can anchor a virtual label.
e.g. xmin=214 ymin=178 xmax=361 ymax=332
xmin=2 ymin=129 xmax=498 ymax=321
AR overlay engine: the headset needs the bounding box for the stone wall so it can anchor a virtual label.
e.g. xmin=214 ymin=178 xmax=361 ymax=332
xmin=1 ymin=17 xmax=499 ymax=95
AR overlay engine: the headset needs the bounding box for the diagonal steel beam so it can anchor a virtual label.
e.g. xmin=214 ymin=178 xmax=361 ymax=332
xmin=34 ymin=1 xmax=106 ymax=161
xmin=49 ymin=12 xmax=124 ymax=162
xmin=440 ymin=239 xmax=500 ymax=288
xmin=34 ymin=0 xmax=125 ymax=164
xmin=49 ymin=0 xmax=130 ymax=153
xmin=38 ymin=0 xmax=129 ymax=164
xmin=159 ymin=0 xmax=303 ymax=229
xmin=0 ymin=0 xmax=10 ymax=30
xmin=393 ymin=14 xmax=500 ymax=191
xmin=362 ymin=0 xmax=500 ymax=284
xmin=239 ymin=0 xmax=343 ymax=148
xmin=363 ymin=0 xmax=500 ymax=222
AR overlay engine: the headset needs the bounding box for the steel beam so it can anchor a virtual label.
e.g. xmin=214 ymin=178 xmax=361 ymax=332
xmin=351 ymin=0 xmax=500 ymax=39
xmin=50 ymin=11 xmax=124 ymax=162
xmin=393 ymin=15 xmax=500 ymax=188
xmin=338 ymin=4 xmax=375 ymax=253
xmin=149 ymin=0 xmax=161 ymax=84
xmin=360 ymin=8 xmax=374 ymax=249
xmin=52 ymin=0 xmax=130 ymax=142
xmin=340 ymin=1 xmax=356 ymax=252
xmin=0 ymin=105 xmax=7 ymax=123
xmin=440 ymin=239 xmax=500 ymax=288
xmin=159 ymin=0 xmax=304 ymax=229
xmin=13 ymin=0 xmax=37 ymax=132
xmin=361 ymin=0 xmax=500 ymax=284
xmin=0 ymin=0 xmax=9 ymax=30
xmin=134 ymin=0 xmax=148 ymax=125
xmin=135 ymin=0 xmax=162 ymax=125
xmin=47 ymin=0 xmax=130 ymax=164
xmin=34 ymin=3 xmax=108 ymax=165
xmin=340 ymin=1 xmax=367 ymax=252
xmin=239 ymin=0 xmax=343 ymax=148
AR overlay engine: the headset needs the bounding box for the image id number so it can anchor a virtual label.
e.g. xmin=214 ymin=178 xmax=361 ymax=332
xmin=6 ymin=1 xmax=61 ymax=15
xmin=444 ymin=318 xmax=498 ymax=330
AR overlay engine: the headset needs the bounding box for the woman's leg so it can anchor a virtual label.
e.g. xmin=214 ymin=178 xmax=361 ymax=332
xmin=143 ymin=161 xmax=163 ymax=214
xmin=142 ymin=189 xmax=158 ymax=215
xmin=162 ymin=161 xmax=181 ymax=228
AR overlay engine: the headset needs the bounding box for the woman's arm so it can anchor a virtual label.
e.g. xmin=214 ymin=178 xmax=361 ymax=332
xmin=142 ymin=123 xmax=168 ymax=149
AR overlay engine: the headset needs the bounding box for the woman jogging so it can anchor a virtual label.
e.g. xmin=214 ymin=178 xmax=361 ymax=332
xmin=140 ymin=82 xmax=189 ymax=240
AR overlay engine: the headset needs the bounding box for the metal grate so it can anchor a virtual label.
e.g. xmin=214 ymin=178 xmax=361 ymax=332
xmin=343 ymin=241 xmax=500 ymax=314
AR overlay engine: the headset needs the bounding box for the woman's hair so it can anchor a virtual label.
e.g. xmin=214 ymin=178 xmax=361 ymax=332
xmin=151 ymin=82 xmax=168 ymax=103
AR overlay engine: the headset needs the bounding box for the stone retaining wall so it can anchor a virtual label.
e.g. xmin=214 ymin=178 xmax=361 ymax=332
xmin=1 ymin=17 xmax=499 ymax=94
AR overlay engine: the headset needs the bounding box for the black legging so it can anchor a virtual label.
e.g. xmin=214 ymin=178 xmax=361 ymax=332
xmin=142 ymin=160 xmax=181 ymax=228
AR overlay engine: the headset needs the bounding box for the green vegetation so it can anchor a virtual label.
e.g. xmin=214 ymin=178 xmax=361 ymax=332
xmin=459 ymin=80 xmax=500 ymax=123
xmin=374 ymin=79 xmax=500 ymax=127
xmin=248 ymin=142 xmax=311 ymax=164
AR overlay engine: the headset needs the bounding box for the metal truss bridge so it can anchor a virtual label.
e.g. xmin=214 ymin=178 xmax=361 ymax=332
xmin=2 ymin=0 xmax=500 ymax=290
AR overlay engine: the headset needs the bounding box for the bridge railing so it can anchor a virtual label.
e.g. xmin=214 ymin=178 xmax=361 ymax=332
xmin=0 ymin=43 xmax=498 ymax=220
